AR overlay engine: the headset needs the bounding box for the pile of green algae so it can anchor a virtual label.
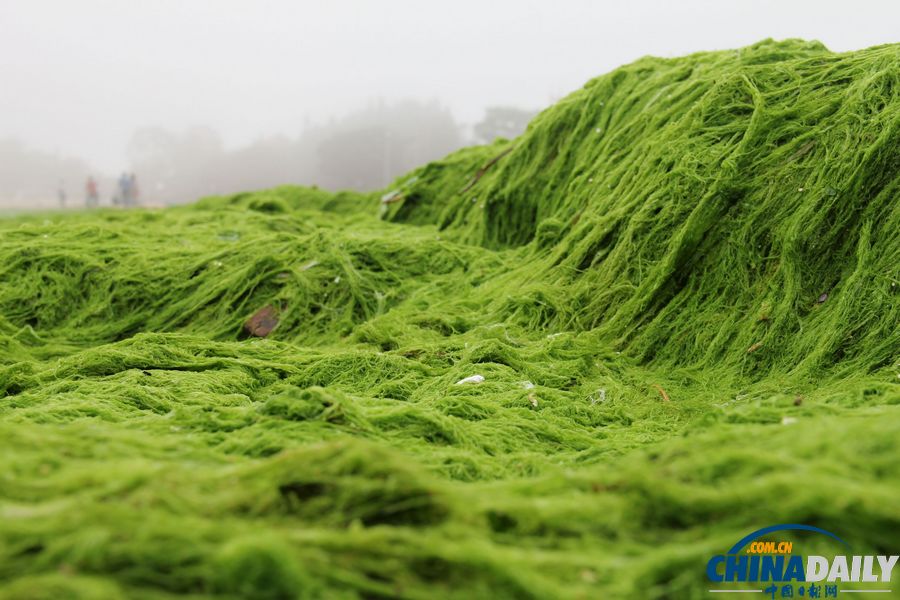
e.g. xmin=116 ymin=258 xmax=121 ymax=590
xmin=1 ymin=39 xmax=898 ymax=599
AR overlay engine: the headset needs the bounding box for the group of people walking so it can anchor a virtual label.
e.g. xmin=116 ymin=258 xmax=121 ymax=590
xmin=74 ymin=173 xmax=140 ymax=208
xmin=114 ymin=172 xmax=140 ymax=207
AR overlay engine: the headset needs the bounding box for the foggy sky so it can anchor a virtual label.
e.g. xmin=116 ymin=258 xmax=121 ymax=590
xmin=1 ymin=0 xmax=898 ymax=172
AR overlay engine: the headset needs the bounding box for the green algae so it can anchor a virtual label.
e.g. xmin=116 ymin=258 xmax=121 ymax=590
xmin=1 ymin=39 xmax=899 ymax=599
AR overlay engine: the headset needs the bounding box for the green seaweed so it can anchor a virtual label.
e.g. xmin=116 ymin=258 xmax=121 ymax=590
xmin=1 ymin=39 xmax=898 ymax=599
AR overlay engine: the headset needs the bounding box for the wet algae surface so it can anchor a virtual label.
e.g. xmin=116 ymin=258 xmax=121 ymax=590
xmin=1 ymin=40 xmax=898 ymax=599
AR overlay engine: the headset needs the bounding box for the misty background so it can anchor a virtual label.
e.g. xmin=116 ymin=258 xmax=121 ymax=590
xmin=1 ymin=0 xmax=898 ymax=209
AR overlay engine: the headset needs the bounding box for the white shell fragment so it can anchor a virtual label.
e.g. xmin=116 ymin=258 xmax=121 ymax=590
xmin=380 ymin=190 xmax=403 ymax=204
xmin=455 ymin=374 xmax=485 ymax=385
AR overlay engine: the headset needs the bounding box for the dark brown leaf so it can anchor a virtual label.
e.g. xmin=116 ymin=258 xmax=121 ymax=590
xmin=244 ymin=305 xmax=279 ymax=337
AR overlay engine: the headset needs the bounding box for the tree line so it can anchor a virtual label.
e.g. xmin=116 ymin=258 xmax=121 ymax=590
xmin=0 ymin=101 xmax=537 ymax=209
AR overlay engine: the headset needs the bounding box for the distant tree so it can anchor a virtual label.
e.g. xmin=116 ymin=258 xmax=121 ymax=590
xmin=119 ymin=100 xmax=463 ymax=203
xmin=0 ymin=139 xmax=93 ymax=209
xmin=472 ymin=106 xmax=539 ymax=144
xmin=313 ymin=99 xmax=462 ymax=191
xmin=216 ymin=135 xmax=313 ymax=195
xmin=316 ymin=126 xmax=388 ymax=191
xmin=127 ymin=126 xmax=224 ymax=203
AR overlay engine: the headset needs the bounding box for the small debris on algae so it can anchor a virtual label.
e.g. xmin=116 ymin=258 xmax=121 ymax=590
xmin=652 ymin=384 xmax=670 ymax=402
xmin=244 ymin=305 xmax=279 ymax=337
xmin=380 ymin=190 xmax=404 ymax=204
xmin=817 ymin=293 xmax=828 ymax=303
xmin=781 ymin=416 xmax=798 ymax=426
xmin=455 ymin=374 xmax=485 ymax=385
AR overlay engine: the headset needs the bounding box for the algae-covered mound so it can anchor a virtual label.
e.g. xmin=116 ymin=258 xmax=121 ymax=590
xmin=1 ymin=39 xmax=898 ymax=599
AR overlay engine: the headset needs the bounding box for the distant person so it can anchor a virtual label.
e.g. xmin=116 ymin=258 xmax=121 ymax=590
xmin=129 ymin=173 xmax=140 ymax=206
xmin=118 ymin=172 xmax=131 ymax=207
xmin=85 ymin=176 xmax=99 ymax=208
xmin=58 ymin=180 xmax=66 ymax=208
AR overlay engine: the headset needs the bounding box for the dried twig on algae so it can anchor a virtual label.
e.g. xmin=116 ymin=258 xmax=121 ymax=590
xmin=652 ymin=384 xmax=670 ymax=402
xmin=459 ymin=145 xmax=516 ymax=194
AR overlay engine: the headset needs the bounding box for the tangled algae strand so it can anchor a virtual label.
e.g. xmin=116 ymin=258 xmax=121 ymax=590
xmin=1 ymin=39 xmax=899 ymax=599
